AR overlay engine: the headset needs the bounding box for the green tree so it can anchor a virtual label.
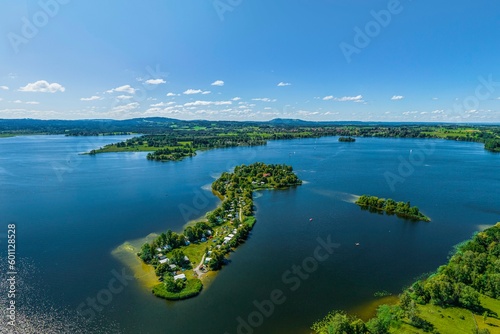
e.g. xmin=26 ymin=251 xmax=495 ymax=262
xmin=139 ymin=243 xmax=153 ymax=263
xmin=171 ymin=249 xmax=186 ymax=267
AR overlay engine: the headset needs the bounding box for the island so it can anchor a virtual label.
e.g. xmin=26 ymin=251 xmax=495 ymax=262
xmin=355 ymin=195 xmax=431 ymax=222
xmin=338 ymin=136 xmax=356 ymax=142
xmin=137 ymin=162 xmax=302 ymax=300
xmin=311 ymin=222 xmax=500 ymax=334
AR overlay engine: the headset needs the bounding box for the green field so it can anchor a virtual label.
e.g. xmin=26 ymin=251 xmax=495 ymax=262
xmin=152 ymin=278 xmax=203 ymax=300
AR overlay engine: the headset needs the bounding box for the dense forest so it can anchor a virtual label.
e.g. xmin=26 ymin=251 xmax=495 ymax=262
xmin=137 ymin=162 xmax=302 ymax=300
xmin=355 ymin=195 xmax=431 ymax=222
xmin=312 ymin=223 xmax=500 ymax=334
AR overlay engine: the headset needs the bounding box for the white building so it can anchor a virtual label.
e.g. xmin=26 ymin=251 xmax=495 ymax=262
xmin=173 ymin=273 xmax=186 ymax=281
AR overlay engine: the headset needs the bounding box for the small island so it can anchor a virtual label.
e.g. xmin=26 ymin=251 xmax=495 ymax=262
xmin=355 ymin=195 xmax=430 ymax=222
xmin=137 ymin=162 xmax=302 ymax=300
xmin=338 ymin=136 xmax=356 ymax=142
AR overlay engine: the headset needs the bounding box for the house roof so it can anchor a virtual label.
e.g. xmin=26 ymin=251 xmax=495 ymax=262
xmin=173 ymin=274 xmax=186 ymax=281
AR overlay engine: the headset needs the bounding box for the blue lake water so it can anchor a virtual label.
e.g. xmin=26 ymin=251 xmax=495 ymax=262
xmin=0 ymin=135 xmax=499 ymax=333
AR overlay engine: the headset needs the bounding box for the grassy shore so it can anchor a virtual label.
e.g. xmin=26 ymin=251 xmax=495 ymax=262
xmin=152 ymin=278 xmax=203 ymax=300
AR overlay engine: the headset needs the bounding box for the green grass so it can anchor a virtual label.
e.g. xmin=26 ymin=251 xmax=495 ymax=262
xmin=152 ymin=278 xmax=203 ymax=300
xmin=243 ymin=216 xmax=256 ymax=228
xmin=393 ymin=294 xmax=500 ymax=334
xmin=90 ymin=144 xmax=188 ymax=154
xmin=178 ymin=242 xmax=208 ymax=268
xmin=0 ymin=134 xmax=15 ymax=138
xmin=477 ymin=295 xmax=500 ymax=333
xmin=421 ymin=128 xmax=485 ymax=140
xmin=416 ymin=303 xmax=476 ymax=334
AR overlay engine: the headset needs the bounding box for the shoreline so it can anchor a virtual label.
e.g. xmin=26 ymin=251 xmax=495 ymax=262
xmin=111 ymin=234 xmax=220 ymax=291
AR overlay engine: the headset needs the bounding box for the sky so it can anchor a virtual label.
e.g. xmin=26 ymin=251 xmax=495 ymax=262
xmin=0 ymin=0 xmax=499 ymax=122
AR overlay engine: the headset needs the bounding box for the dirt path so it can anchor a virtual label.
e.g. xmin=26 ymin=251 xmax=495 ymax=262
xmin=193 ymin=254 xmax=206 ymax=278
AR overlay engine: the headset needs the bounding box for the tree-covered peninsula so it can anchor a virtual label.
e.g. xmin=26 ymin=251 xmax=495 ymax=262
xmin=311 ymin=223 xmax=500 ymax=334
xmin=355 ymin=195 xmax=431 ymax=222
xmin=137 ymin=162 xmax=302 ymax=300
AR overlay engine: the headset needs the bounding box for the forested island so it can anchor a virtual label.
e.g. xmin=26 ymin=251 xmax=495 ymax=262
xmin=137 ymin=162 xmax=302 ymax=300
xmin=339 ymin=136 xmax=356 ymax=142
xmin=311 ymin=222 xmax=500 ymax=334
xmin=355 ymin=195 xmax=431 ymax=222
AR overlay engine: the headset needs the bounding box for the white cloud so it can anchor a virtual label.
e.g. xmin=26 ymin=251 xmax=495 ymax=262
xmin=0 ymin=86 xmax=9 ymax=90
xmin=232 ymin=97 xmax=241 ymax=101
xmin=111 ymin=102 xmax=140 ymax=113
xmin=323 ymin=95 xmax=363 ymax=102
xmin=336 ymin=95 xmax=363 ymax=102
xmin=151 ymin=102 xmax=175 ymax=107
xmin=183 ymin=89 xmax=211 ymax=95
xmin=391 ymin=95 xmax=404 ymax=100
xmin=202 ymin=91 xmax=211 ymax=95
xmin=145 ymin=79 xmax=166 ymax=85
xmin=252 ymin=98 xmax=276 ymax=102
xmin=277 ymin=82 xmax=291 ymax=87
xmin=106 ymin=85 xmax=136 ymax=94
xmin=432 ymin=97 xmax=439 ymax=100
xmin=19 ymin=80 xmax=65 ymax=93
xmin=11 ymin=100 xmax=40 ymax=105
xmin=116 ymin=95 xmax=133 ymax=100
xmin=211 ymin=80 xmax=224 ymax=86
xmin=80 ymin=95 xmax=102 ymax=101
xmin=184 ymin=100 xmax=232 ymax=107
xmin=432 ymin=109 xmax=444 ymax=114
xmin=297 ymin=110 xmax=319 ymax=116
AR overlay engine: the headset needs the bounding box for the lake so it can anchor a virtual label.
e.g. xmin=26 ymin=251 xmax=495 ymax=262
xmin=0 ymin=135 xmax=499 ymax=334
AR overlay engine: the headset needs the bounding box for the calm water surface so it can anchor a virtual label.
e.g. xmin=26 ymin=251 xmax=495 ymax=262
xmin=0 ymin=135 xmax=499 ymax=334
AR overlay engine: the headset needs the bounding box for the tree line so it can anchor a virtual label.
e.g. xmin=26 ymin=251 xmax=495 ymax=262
xmin=355 ymin=195 xmax=431 ymax=222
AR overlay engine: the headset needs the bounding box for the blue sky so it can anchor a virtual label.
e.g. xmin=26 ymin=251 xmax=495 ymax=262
xmin=0 ymin=0 xmax=499 ymax=122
